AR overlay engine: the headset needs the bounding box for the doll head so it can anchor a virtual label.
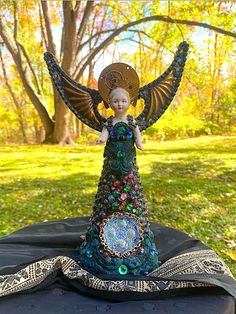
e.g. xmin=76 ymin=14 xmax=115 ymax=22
xmin=109 ymin=87 xmax=130 ymax=115
xmin=98 ymin=63 xmax=140 ymax=109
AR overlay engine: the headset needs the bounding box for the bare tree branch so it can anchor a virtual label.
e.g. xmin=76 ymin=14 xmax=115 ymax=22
xmin=129 ymin=29 xmax=173 ymax=54
xmin=91 ymin=6 xmax=108 ymax=51
xmin=12 ymin=2 xmax=42 ymax=94
xmin=0 ymin=20 xmax=54 ymax=137
xmin=41 ymin=0 xmax=56 ymax=55
xmin=74 ymin=1 xmax=81 ymax=13
xmin=77 ymin=27 xmax=163 ymax=55
xmin=73 ymin=47 xmax=96 ymax=78
xmin=79 ymin=29 xmax=115 ymax=51
xmin=75 ymin=1 xmax=94 ymax=55
xmin=1 ymin=49 xmax=19 ymax=108
xmin=101 ymin=2 xmax=131 ymax=23
xmin=12 ymin=2 xmax=23 ymax=65
xmin=113 ymin=37 xmax=152 ymax=51
xmin=0 ymin=49 xmax=28 ymax=143
xmin=75 ymin=15 xmax=236 ymax=80
xmin=39 ymin=3 xmax=48 ymax=49
xmin=78 ymin=27 xmax=171 ymax=55
xmin=17 ymin=41 xmax=43 ymax=95
xmin=72 ymin=29 xmax=168 ymax=77
xmin=13 ymin=1 xmax=17 ymax=40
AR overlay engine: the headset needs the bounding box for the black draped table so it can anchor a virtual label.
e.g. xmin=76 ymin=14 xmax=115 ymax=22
xmin=0 ymin=217 xmax=235 ymax=314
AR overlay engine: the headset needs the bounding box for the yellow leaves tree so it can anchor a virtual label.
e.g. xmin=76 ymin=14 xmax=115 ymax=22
xmin=1 ymin=0 xmax=235 ymax=143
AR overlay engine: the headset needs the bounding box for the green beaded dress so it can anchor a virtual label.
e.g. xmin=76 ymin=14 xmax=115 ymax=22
xmin=79 ymin=115 xmax=158 ymax=276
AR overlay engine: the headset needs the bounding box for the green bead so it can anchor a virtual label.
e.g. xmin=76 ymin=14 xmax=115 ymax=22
xmin=86 ymin=249 xmax=93 ymax=258
xmin=118 ymin=126 xmax=125 ymax=134
xmin=113 ymin=190 xmax=120 ymax=197
xmin=118 ymin=264 xmax=128 ymax=275
xmin=136 ymin=208 xmax=142 ymax=215
xmin=124 ymin=186 xmax=131 ymax=192
xmin=126 ymin=204 xmax=133 ymax=211
xmin=112 ymin=202 xmax=119 ymax=210
xmin=108 ymin=195 xmax=115 ymax=203
xmin=117 ymin=150 xmax=125 ymax=158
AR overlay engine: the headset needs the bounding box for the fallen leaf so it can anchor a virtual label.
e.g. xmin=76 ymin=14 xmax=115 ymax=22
xmin=225 ymin=250 xmax=236 ymax=261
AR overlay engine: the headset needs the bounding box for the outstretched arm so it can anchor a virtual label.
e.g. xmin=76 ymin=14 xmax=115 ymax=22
xmin=96 ymin=126 xmax=109 ymax=145
xmin=134 ymin=126 xmax=144 ymax=151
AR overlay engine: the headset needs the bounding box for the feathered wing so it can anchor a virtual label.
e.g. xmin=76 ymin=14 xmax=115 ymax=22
xmin=135 ymin=41 xmax=189 ymax=131
xmin=44 ymin=52 xmax=105 ymax=132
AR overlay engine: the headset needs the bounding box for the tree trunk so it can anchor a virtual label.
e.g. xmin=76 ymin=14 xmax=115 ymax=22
xmin=53 ymin=98 xmax=74 ymax=144
xmin=0 ymin=20 xmax=55 ymax=142
xmin=49 ymin=1 xmax=78 ymax=144
xmin=34 ymin=121 xmax=44 ymax=144
xmin=16 ymin=103 xmax=28 ymax=143
xmin=76 ymin=119 xmax=81 ymax=137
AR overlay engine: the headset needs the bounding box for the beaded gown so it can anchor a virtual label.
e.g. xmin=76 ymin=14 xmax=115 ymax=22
xmin=79 ymin=115 xmax=158 ymax=276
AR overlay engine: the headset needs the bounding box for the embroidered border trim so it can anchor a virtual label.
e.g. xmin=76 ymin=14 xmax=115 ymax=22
xmin=0 ymin=249 xmax=234 ymax=298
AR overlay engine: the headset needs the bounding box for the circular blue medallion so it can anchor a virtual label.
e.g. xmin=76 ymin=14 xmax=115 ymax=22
xmin=103 ymin=215 xmax=140 ymax=255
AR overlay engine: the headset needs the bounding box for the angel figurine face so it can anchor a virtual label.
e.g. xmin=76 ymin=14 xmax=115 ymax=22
xmin=109 ymin=88 xmax=130 ymax=117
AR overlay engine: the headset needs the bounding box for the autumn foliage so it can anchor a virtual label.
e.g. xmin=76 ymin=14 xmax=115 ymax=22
xmin=0 ymin=1 xmax=235 ymax=144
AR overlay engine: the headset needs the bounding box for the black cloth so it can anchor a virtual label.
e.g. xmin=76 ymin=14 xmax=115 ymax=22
xmin=0 ymin=217 xmax=235 ymax=314
xmin=0 ymin=217 xmax=209 ymax=273
xmin=0 ymin=288 xmax=234 ymax=314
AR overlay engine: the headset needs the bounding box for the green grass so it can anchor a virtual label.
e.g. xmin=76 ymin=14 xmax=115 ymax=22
xmin=0 ymin=136 xmax=235 ymax=276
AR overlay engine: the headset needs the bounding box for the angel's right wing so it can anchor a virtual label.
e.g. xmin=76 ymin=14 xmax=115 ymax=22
xmin=44 ymin=52 xmax=106 ymax=132
xmin=135 ymin=41 xmax=189 ymax=131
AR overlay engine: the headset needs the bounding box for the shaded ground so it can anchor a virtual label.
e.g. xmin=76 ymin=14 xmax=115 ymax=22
xmin=0 ymin=135 xmax=235 ymax=276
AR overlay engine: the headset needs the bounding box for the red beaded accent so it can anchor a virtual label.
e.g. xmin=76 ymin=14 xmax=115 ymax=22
xmin=114 ymin=180 xmax=121 ymax=187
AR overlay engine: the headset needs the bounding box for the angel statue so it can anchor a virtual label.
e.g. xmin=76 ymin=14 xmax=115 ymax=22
xmin=44 ymin=42 xmax=189 ymax=276
xmin=0 ymin=41 xmax=235 ymax=306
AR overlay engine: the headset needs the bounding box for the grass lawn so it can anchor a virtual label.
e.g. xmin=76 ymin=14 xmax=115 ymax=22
xmin=0 ymin=135 xmax=235 ymax=276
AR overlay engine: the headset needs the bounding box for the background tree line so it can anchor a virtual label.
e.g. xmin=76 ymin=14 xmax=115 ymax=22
xmin=0 ymin=0 xmax=235 ymax=144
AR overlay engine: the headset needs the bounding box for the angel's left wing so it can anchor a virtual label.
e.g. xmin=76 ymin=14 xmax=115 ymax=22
xmin=44 ymin=52 xmax=105 ymax=132
xmin=135 ymin=41 xmax=189 ymax=131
